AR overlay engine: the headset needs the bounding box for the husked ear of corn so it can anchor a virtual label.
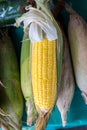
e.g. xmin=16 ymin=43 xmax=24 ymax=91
xmin=16 ymin=0 xmax=63 ymax=128
xmin=56 ymin=30 xmax=75 ymax=127
xmin=21 ymin=33 xmax=37 ymax=126
xmin=32 ymin=38 xmax=57 ymax=111
xmin=31 ymin=37 xmax=58 ymax=130
xmin=0 ymin=28 xmax=23 ymax=130
xmin=63 ymin=2 xmax=87 ymax=104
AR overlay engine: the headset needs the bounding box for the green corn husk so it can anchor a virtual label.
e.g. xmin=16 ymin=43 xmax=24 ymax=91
xmin=21 ymin=33 xmax=37 ymax=126
xmin=0 ymin=83 xmax=20 ymax=130
xmin=0 ymin=83 xmax=9 ymax=130
xmin=56 ymin=31 xmax=75 ymax=127
xmin=0 ymin=28 xmax=23 ymax=130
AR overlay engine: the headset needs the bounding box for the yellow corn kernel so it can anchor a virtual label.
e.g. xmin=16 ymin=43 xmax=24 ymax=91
xmin=32 ymin=38 xmax=57 ymax=111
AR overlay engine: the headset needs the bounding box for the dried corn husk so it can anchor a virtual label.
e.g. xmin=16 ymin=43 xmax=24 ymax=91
xmin=56 ymin=32 xmax=75 ymax=127
xmin=64 ymin=2 xmax=87 ymax=104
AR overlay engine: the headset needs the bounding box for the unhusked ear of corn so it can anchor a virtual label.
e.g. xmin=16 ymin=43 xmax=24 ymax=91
xmin=0 ymin=28 xmax=23 ymax=130
xmin=62 ymin=1 xmax=87 ymax=104
xmin=68 ymin=14 xmax=87 ymax=104
xmin=56 ymin=30 xmax=75 ymax=127
xmin=21 ymin=33 xmax=37 ymax=126
xmin=16 ymin=1 xmax=63 ymax=129
xmin=32 ymin=38 xmax=57 ymax=111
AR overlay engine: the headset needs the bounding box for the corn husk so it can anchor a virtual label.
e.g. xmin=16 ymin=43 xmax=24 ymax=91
xmin=21 ymin=33 xmax=37 ymax=126
xmin=0 ymin=83 xmax=19 ymax=130
xmin=0 ymin=28 xmax=23 ymax=130
xmin=56 ymin=31 xmax=75 ymax=127
xmin=65 ymin=3 xmax=87 ymax=104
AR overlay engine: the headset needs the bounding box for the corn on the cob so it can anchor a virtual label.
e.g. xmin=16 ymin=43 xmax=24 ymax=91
xmin=16 ymin=2 xmax=63 ymax=129
xmin=0 ymin=28 xmax=23 ymax=130
xmin=56 ymin=31 xmax=75 ymax=127
xmin=32 ymin=38 xmax=57 ymax=111
xmin=64 ymin=2 xmax=87 ymax=104
xmin=21 ymin=33 xmax=37 ymax=126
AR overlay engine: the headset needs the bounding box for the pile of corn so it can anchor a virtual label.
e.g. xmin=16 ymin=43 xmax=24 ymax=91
xmin=0 ymin=0 xmax=87 ymax=129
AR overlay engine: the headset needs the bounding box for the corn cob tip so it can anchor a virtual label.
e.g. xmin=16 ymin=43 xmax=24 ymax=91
xmin=62 ymin=120 xmax=66 ymax=127
xmin=26 ymin=100 xmax=38 ymax=126
xmin=27 ymin=116 xmax=36 ymax=126
xmin=61 ymin=111 xmax=67 ymax=127
xmin=81 ymin=92 xmax=87 ymax=104
xmin=27 ymin=111 xmax=38 ymax=126
xmin=36 ymin=110 xmax=52 ymax=130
